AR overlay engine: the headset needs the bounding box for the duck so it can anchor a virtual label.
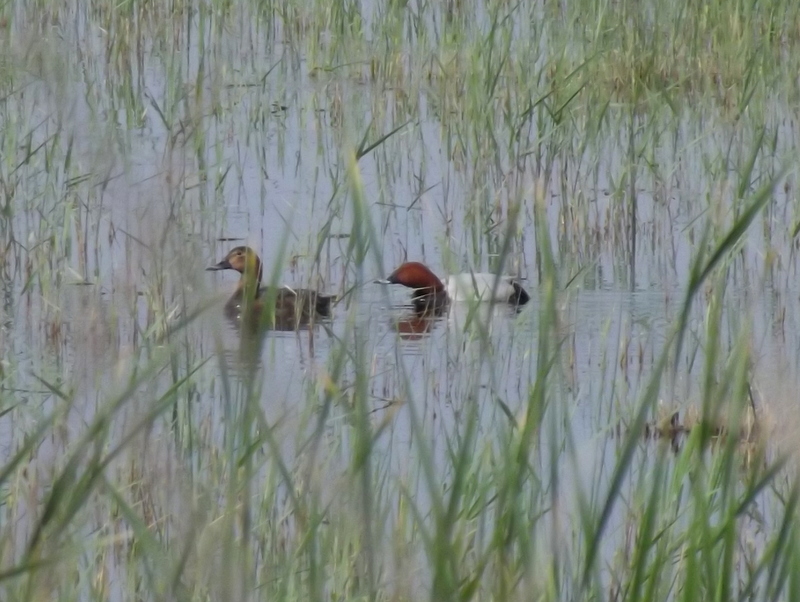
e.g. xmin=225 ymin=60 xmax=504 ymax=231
xmin=207 ymin=246 xmax=335 ymax=330
xmin=377 ymin=261 xmax=530 ymax=312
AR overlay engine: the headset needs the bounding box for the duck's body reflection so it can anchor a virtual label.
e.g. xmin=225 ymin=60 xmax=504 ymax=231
xmin=389 ymin=300 xmax=527 ymax=341
xmin=391 ymin=307 xmax=444 ymax=340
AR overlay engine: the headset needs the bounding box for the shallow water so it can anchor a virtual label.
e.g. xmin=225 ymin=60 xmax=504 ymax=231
xmin=1 ymin=0 xmax=799 ymax=597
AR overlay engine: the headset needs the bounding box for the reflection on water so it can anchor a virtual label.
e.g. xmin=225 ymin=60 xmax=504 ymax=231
xmin=390 ymin=308 xmax=441 ymax=341
xmin=4 ymin=250 xmax=799 ymax=479
xmin=2 ymin=233 xmax=797 ymax=596
xmin=385 ymin=297 xmax=472 ymax=342
xmin=0 ymin=0 xmax=798 ymax=594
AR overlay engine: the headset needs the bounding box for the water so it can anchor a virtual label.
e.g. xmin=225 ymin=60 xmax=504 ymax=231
xmin=0 ymin=0 xmax=798 ymax=597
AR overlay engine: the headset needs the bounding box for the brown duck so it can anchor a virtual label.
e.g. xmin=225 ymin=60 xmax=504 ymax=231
xmin=207 ymin=246 xmax=335 ymax=330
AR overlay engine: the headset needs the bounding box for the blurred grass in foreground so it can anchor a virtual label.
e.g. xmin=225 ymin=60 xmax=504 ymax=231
xmin=0 ymin=0 xmax=798 ymax=599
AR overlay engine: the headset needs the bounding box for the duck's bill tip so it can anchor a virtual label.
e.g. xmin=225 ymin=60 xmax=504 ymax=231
xmin=374 ymin=278 xmax=393 ymax=285
xmin=206 ymin=260 xmax=231 ymax=271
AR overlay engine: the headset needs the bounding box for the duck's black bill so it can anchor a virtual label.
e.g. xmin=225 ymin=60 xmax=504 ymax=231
xmin=206 ymin=259 xmax=232 ymax=271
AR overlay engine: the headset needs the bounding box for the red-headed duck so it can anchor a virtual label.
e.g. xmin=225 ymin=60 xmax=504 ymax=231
xmin=207 ymin=246 xmax=335 ymax=330
xmin=377 ymin=261 xmax=530 ymax=312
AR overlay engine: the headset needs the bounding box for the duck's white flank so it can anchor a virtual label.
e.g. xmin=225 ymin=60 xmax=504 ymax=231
xmin=444 ymin=273 xmax=519 ymax=302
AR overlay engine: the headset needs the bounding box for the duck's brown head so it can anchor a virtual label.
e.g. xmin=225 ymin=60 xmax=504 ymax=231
xmin=380 ymin=262 xmax=445 ymax=293
xmin=207 ymin=246 xmax=263 ymax=288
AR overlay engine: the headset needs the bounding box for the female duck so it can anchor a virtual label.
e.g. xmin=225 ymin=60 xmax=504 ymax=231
xmin=377 ymin=261 xmax=530 ymax=312
xmin=207 ymin=246 xmax=335 ymax=329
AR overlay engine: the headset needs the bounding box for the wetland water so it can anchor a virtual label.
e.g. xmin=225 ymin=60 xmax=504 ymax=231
xmin=0 ymin=0 xmax=799 ymax=599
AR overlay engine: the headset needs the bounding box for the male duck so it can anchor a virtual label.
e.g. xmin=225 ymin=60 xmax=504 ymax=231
xmin=378 ymin=261 xmax=530 ymax=312
xmin=207 ymin=246 xmax=335 ymax=329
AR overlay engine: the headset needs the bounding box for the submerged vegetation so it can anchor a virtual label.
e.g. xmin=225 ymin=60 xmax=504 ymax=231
xmin=0 ymin=0 xmax=799 ymax=599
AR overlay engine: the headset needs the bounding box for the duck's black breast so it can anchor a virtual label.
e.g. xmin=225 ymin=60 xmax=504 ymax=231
xmin=410 ymin=289 xmax=449 ymax=313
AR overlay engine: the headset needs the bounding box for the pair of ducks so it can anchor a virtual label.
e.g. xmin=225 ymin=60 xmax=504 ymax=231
xmin=207 ymin=246 xmax=530 ymax=329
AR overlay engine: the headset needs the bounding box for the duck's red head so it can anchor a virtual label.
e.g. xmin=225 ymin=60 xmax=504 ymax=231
xmin=384 ymin=262 xmax=445 ymax=293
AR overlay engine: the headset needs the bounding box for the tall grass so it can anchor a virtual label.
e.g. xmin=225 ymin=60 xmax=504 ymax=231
xmin=0 ymin=0 xmax=797 ymax=600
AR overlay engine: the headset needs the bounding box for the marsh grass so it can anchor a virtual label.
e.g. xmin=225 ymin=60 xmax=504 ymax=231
xmin=0 ymin=0 xmax=798 ymax=599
